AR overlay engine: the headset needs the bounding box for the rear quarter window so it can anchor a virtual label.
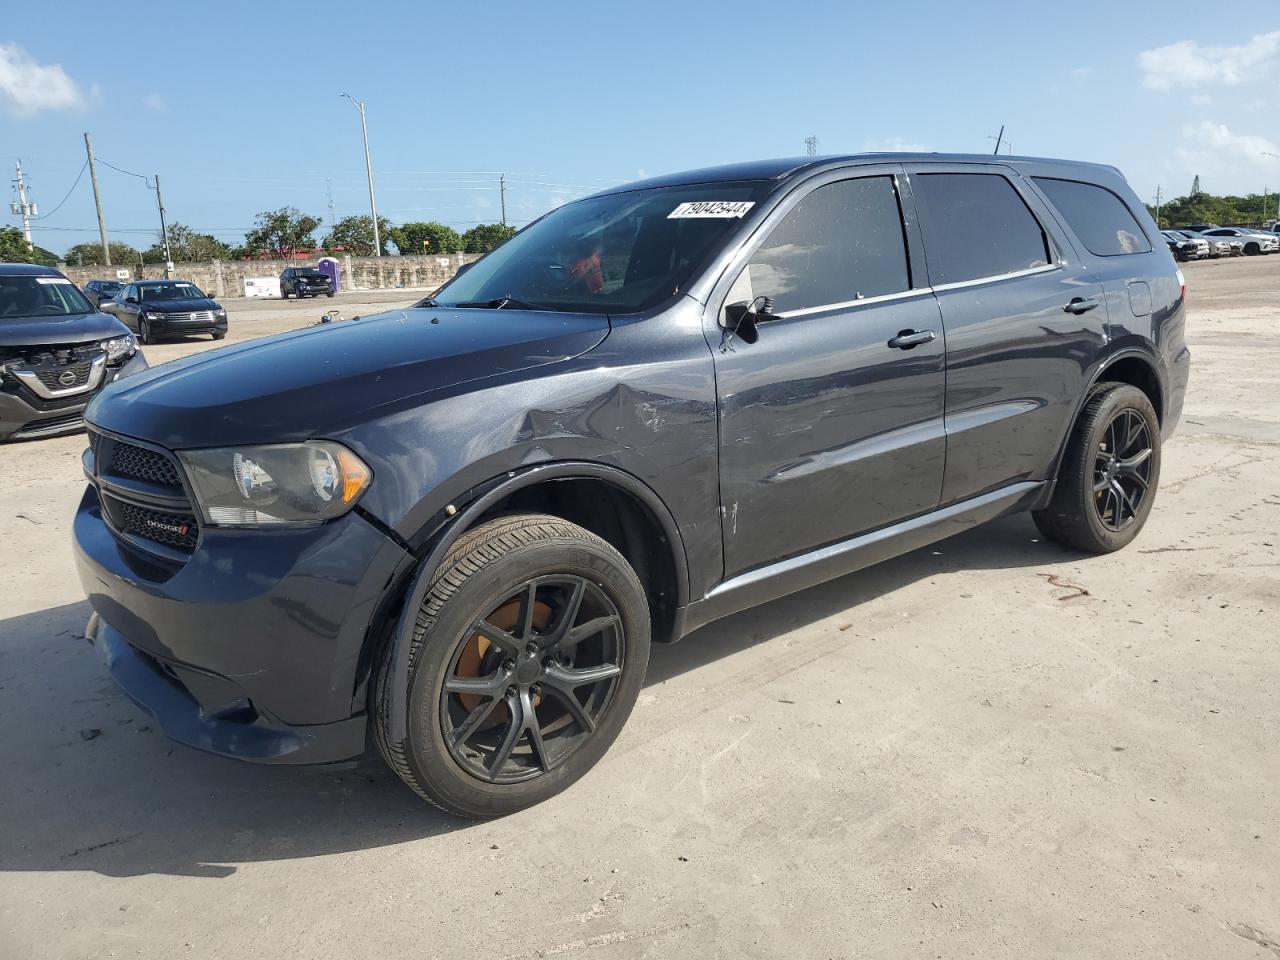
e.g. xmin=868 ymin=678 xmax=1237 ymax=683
xmin=1033 ymin=177 xmax=1151 ymax=257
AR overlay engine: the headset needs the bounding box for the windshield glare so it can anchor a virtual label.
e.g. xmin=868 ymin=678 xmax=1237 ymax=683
xmin=140 ymin=282 xmax=205 ymax=301
xmin=434 ymin=182 xmax=768 ymax=314
xmin=0 ymin=275 xmax=94 ymax=319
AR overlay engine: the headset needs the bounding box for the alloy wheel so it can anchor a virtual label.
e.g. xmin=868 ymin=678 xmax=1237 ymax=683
xmin=1093 ymin=408 xmax=1153 ymax=531
xmin=439 ymin=575 xmax=625 ymax=784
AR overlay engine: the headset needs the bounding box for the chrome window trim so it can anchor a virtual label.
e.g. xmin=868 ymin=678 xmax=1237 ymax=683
xmin=771 ymin=263 xmax=1062 ymax=319
xmin=10 ymin=353 xmax=107 ymax=399
xmin=775 ymin=286 xmax=935 ymax=320
xmin=930 ymin=262 xmax=1061 ymax=293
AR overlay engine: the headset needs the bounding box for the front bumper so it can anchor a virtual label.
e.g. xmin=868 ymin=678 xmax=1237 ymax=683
xmin=74 ymin=480 xmax=412 ymax=763
xmin=86 ymin=613 xmax=367 ymax=764
xmin=0 ymin=352 xmax=148 ymax=442
xmin=150 ymin=315 xmax=228 ymax=336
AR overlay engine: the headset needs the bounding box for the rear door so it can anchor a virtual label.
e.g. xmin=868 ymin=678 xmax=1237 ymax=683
xmin=904 ymin=163 xmax=1108 ymax=505
xmin=708 ymin=165 xmax=947 ymax=578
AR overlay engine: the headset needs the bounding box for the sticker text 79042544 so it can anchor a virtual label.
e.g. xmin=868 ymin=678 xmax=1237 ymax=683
xmin=668 ymin=201 xmax=755 ymax=219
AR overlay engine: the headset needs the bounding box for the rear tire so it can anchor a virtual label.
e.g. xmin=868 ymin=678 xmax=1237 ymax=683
xmin=373 ymin=513 xmax=651 ymax=818
xmin=1033 ymin=383 xmax=1160 ymax=553
xmin=1246 ymin=242 xmax=1260 ymax=256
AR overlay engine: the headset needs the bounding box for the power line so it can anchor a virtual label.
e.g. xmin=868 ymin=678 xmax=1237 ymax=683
xmin=32 ymin=160 xmax=88 ymax=220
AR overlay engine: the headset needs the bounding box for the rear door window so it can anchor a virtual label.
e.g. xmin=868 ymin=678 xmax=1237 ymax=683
xmin=912 ymin=173 xmax=1050 ymax=285
xmin=743 ymin=175 xmax=910 ymax=314
xmin=1033 ymin=177 xmax=1151 ymax=256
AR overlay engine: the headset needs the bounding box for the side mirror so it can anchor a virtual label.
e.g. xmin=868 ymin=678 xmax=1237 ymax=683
xmin=723 ymin=297 xmax=778 ymax=345
xmin=125 ymin=295 xmax=138 ymax=304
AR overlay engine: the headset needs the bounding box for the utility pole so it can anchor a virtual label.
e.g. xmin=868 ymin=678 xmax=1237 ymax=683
xmin=154 ymin=174 xmax=172 ymax=276
xmin=10 ymin=160 xmax=36 ymax=251
xmin=499 ymin=174 xmax=507 ymax=226
xmin=84 ymin=133 xmax=111 ymax=266
xmin=341 ymin=93 xmax=381 ymax=256
xmin=805 ymin=135 xmax=818 ymax=157
xmin=1154 ymin=184 xmax=1162 ymax=229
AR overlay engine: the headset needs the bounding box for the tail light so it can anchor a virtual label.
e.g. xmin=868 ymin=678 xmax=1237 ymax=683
xmin=1176 ymin=267 xmax=1186 ymax=302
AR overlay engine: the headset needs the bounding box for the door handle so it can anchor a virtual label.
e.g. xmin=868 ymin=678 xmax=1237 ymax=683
xmin=887 ymin=329 xmax=936 ymax=350
xmin=1064 ymin=296 xmax=1100 ymax=315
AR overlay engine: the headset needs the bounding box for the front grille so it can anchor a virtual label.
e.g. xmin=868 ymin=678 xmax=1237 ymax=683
xmin=12 ymin=412 xmax=83 ymax=439
xmin=108 ymin=440 xmax=182 ymax=488
xmin=156 ymin=310 xmax=216 ymax=322
xmin=105 ymin=495 xmax=200 ymax=552
xmin=89 ymin=429 xmax=199 ymax=558
xmin=33 ymin=359 xmax=93 ymax=390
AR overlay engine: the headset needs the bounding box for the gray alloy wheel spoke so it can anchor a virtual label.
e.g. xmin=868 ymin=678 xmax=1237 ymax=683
xmin=1122 ymin=412 xmax=1146 ymax=456
xmin=1118 ymin=447 xmax=1152 ymax=475
xmin=450 ymin=696 xmax=501 ymax=747
xmin=565 ymin=614 xmax=621 ymax=649
xmin=522 ymin=690 xmax=552 ymax=772
xmin=487 ymin=691 xmax=524 ymax=781
xmin=444 ymin=673 xmax=506 ymax=697
xmin=1093 ymin=474 xmax=1111 ymax=494
xmin=541 ymin=685 xmax=596 ymax=734
xmin=545 ymin=661 xmax=622 ymax=689
xmin=517 ymin=581 xmax=538 ymax=642
xmin=1111 ymin=480 xmax=1136 ymax=525
xmin=544 ymin=579 xmax=587 ymax=649
xmin=471 ymin=620 xmax=521 ymax=658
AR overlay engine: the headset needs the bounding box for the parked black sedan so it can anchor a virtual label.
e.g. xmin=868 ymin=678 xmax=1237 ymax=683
xmin=280 ymin=267 xmax=334 ymax=299
xmin=82 ymin=279 xmax=124 ymax=307
xmin=101 ymin=280 xmax=228 ymax=343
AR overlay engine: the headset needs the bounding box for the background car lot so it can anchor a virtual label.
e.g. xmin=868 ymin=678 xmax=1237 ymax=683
xmin=0 ymin=258 xmax=1277 ymax=958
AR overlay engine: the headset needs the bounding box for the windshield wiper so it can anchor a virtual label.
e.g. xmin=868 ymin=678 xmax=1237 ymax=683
xmin=455 ymin=296 xmax=547 ymax=311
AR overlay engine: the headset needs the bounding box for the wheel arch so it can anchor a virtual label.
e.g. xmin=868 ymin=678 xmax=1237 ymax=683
xmin=1044 ymin=349 xmax=1164 ymax=492
xmin=375 ymin=461 xmax=690 ymax=744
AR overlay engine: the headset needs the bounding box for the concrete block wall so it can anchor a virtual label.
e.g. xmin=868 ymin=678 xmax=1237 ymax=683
xmin=56 ymin=253 xmax=480 ymax=299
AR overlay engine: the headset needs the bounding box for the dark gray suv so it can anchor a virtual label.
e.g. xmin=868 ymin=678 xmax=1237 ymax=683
xmin=75 ymin=154 xmax=1189 ymax=817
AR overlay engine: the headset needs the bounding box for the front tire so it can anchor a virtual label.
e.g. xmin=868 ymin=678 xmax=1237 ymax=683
xmin=373 ymin=514 xmax=651 ymax=818
xmin=138 ymin=319 xmax=152 ymax=345
xmin=1033 ymin=383 xmax=1161 ymax=553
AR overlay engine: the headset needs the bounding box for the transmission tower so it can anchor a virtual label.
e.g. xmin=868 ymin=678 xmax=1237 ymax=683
xmin=805 ymin=136 xmax=818 ymax=157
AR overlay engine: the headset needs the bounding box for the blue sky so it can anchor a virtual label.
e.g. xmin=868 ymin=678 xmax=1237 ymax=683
xmin=3 ymin=1 xmax=1278 ymax=256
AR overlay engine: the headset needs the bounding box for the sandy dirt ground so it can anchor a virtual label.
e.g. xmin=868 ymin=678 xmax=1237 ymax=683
xmin=0 ymin=259 xmax=1276 ymax=959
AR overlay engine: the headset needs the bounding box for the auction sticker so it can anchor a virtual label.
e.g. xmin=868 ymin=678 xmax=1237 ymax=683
xmin=668 ymin=201 xmax=755 ymax=219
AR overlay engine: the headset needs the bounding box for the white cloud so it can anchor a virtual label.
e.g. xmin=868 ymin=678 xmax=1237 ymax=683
xmin=1069 ymin=66 xmax=1093 ymax=81
xmin=0 ymin=43 xmax=84 ymax=116
xmin=142 ymin=93 xmax=166 ymax=111
xmin=1173 ymin=121 xmax=1280 ymax=189
xmin=1139 ymin=30 xmax=1280 ymax=89
xmin=1190 ymin=93 xmax=1213 ymax=106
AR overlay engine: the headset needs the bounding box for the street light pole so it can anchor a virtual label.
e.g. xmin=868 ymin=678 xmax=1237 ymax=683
xmin=1263 ymin=153 xmax=1280 ymax=221
xmin=342 ymin=93 xmax=381 ymax=257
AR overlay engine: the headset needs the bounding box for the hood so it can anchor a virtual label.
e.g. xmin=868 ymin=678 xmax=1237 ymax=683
xmin=142 ymin=298 xmax=222 ymax=312
xmin=86 ymin=306 xmax=610 ymax=449
xmin=0 ymin=311 xmax=130 ymax=348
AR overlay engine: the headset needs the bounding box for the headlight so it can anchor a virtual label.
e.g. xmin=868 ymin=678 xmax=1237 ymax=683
xmin=101 ymin=333 xmax=136 ymax=362
xmin=216 ymin=307 xmax=227 ymax=317
xmin=178 ymin=441 xmax=371 ymax=526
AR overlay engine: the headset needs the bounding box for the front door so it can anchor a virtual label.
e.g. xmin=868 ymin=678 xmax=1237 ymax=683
xmin=709 ymin=168 xmax=947 ymax=579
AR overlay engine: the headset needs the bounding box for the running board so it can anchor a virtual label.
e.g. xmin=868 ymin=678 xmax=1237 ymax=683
xmin=677 ymin=481 xmax=1046 ymax=638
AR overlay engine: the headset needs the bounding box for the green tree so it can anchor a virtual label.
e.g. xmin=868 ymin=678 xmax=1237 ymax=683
xmin=322 ymin=214 xmax=392 ymax=256
xmin=63 ymin=241 xmax=141 ymax=266
xmin=1146 ymin=190 xmax=1279 ymax=229
xmin=462 ymin=222 xmax=517 ymax=254
xmin=390 ymin=221 xmax=463 ymax=256
xmin=243 ymin=207 xmax=321 ymax=259
xmin=142 ymin=223 xmax=233 ymax=263
xmin=0 ymin=227 xmax=58 ymax=265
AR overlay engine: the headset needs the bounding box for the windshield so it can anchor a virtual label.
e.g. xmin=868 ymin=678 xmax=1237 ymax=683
xmin=100 ymin=281 xmax=122 ymax=293
xmin=432 ymin=181 xmax=769 ymax=314
xmin=0 ymin=275 xmax=95 ymax=320
xmin=139 ymin=282 xmax=206 ymax=301
xmin=298 ymin=270 xmax=325 ymax=278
